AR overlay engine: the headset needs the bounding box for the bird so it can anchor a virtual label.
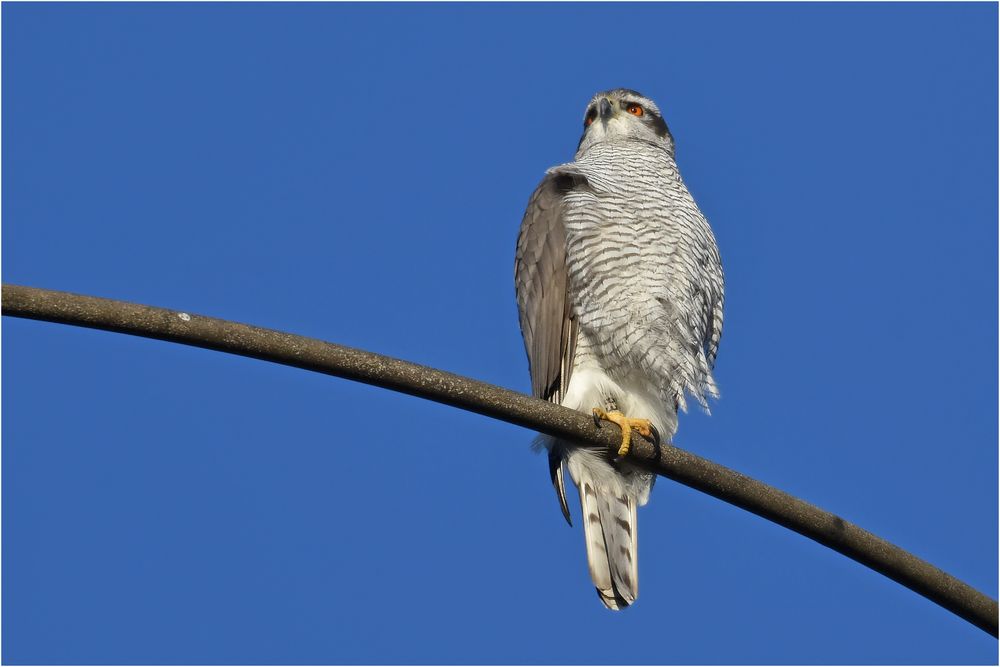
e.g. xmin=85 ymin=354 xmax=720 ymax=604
xmin=514 ymin=88 xmax=724 ymax=610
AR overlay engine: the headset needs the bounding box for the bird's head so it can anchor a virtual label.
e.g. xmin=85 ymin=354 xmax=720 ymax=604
xmin=575 ymin=88 xmax=674 ymax=156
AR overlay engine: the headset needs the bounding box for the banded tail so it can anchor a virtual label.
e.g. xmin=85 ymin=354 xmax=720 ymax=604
xmin=566 ymin=450 xmax=640 ymax=610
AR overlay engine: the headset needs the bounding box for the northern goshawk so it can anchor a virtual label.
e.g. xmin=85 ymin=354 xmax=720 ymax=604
xmin=515 ymin=88 xmax=724 ymax=609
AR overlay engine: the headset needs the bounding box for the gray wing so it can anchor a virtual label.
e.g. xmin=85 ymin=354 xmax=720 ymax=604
xmin=514 ymin=166 xmax=586 ymax=404
xmin=515 ymin=166 xmax=587 ymax=525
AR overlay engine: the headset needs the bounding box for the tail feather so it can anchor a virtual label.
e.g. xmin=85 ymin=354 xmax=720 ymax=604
xmin=572 ymin=454 xmax=639 ymax=611
xmin=597 ymin=492 xmax=637 ymax=605
xmin=579 ymin=476 xmax=618 ymax=607
xmin=549 ymin=449 xmax=572 ymax=526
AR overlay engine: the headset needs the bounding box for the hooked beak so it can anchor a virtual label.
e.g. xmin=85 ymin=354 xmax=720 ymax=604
xmin=598 ymin=98 xmax=614 ymax=122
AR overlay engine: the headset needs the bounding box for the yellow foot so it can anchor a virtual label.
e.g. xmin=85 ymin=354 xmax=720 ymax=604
xmin=592 ymin=408 xmax=653 ymax=458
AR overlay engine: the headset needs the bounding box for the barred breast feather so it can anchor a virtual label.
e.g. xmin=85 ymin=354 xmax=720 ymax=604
xmin=564 ymin=140 xmax=723 ymax=414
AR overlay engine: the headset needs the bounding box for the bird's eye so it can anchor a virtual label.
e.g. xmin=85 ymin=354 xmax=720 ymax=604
xmin=626 ymin=104 xmax=644 ymax=117
xmin=584 ymin=109 xmax=597 ymax=127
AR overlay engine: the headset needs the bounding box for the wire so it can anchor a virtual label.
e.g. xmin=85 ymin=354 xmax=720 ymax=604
xmin=3 ymin=283 xmax=996 ymax=637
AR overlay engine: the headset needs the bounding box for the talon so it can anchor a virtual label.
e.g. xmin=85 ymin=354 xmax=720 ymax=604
xmin=632 ymin=419 xmax=653 ymax=439
xmin=591 ymin=408 xmax=652 ymax=458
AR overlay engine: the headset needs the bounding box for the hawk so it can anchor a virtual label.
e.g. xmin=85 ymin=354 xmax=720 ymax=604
xmin=515 ymin=88 xmax=724 ymax=609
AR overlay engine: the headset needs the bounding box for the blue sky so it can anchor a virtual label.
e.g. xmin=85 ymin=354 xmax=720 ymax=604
xmin=3 ymin=3 xmax=997 ymax=664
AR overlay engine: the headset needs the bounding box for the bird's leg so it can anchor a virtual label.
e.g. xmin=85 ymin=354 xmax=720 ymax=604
xmin=592 ymin=408 xmax=653 ymax=458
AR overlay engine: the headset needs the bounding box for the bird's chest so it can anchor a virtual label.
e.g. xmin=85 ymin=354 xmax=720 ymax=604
xmin=566 ymin=206 xmax=667 ymax=340
xmin=561 ymin=170 xmax=673 ymax=305
xmin=563 ymin=154 xmax=676 ymax=240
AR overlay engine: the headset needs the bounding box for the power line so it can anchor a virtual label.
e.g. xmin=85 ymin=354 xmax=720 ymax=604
xmin=3 ymin=283 xmax=996 ymax=637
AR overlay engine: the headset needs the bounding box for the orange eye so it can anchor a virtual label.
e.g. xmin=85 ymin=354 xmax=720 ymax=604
xmin=626 ymin=104 xmax=644 ymax=117
xmin=584 ymin=111 xmax=596 ymax=127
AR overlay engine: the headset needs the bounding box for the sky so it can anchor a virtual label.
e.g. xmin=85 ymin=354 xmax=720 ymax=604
xmin=2 ymin=3 xmax=997 ymax=665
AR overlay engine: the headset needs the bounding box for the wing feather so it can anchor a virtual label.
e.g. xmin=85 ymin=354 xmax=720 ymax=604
xmin=515 ymin=167 xmax=588 ymax=526
xmin=514 ymin=167 xmax=586 ymax=404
